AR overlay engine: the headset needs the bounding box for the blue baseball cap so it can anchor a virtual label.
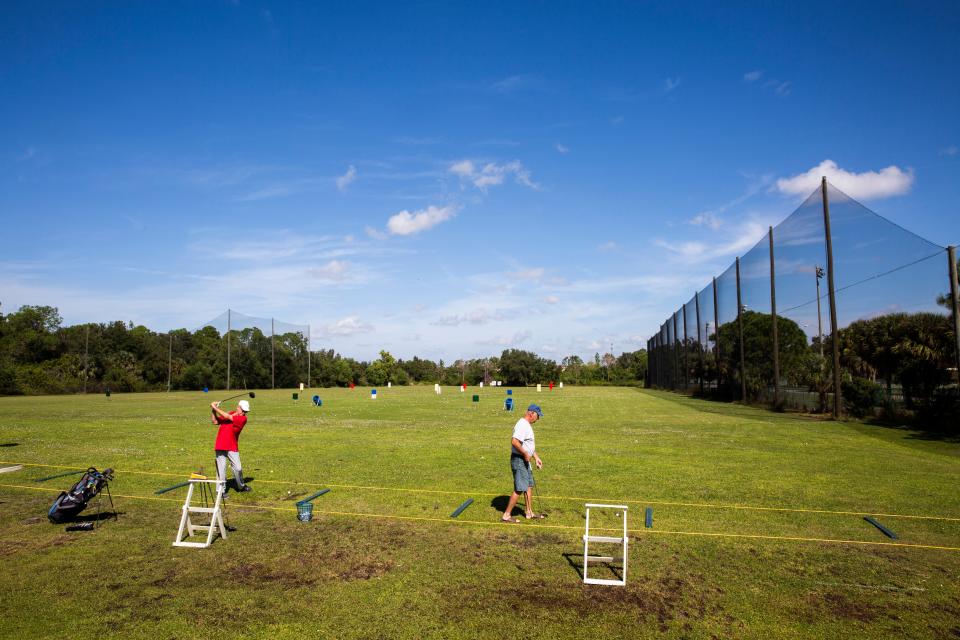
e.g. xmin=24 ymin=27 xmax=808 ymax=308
xmin=527 ymin=404 xmax=543 ymax=418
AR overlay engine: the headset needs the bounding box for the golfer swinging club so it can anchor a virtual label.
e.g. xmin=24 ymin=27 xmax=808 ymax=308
xmin=211 ymin=399 xmax=252 ymax=493
xmin=501 ymin=404 xmax=545 ymax=523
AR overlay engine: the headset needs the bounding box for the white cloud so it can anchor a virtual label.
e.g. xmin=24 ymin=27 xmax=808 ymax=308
xmin=941 ymin=145 xmax=958 ymax=157
xmin=432 ymin=307 xmax=509 ymax=326
xmin=449 ymin=160 xmax=475 ymax=177
xmin=507 ymin=267 xmax=545 ymax=281
xmin=664 ymin=77 xmax=681 ymax=93
xmin=476 ymin=330 xmax=532 ymax=347
xmin=543 ymin=295 xmax=560 ymax=305
xmin=336 ymin=165 xmax=357 ymax=192
xmin=323 ymin=316 xmax=374 ymax=336
xmin=743 ymin=70 xmax=763 ymax=83
xmin=555 ymin=143 xmax=570 ymax=154
xmin=655 ymin=218 xmax=771 ymax=264
xmin=688 ymin=212 xmax=723 ymax=230
xmin=364 ymin=225 xmax=388 ymax=240
xmin=448 ymin=159 xmax=540 ymax=192
xmin=610 ymin=115 xmax=624 ymax=125
xmin=490 ymin=74 xmax=541 ymax=94
xmin=776 ymin=159 xmax=914 ymax=200
xmin=307 ymin=260 xmax=351 ymax=282
xmin=393 ymin=136 xmax=440 ymax=145
xmin=386 ymin=204 xmax=460 ymax=236
xmin=598 ymin=241 xmax=618 ymax=252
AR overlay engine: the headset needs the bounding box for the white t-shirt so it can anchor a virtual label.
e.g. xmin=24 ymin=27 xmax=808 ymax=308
xmin=512 ymin=418 xmax=535 ymax=456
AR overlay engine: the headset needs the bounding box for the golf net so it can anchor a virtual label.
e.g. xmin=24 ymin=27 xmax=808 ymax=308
xmin=648 ymin=180 xmax=959 ymax=422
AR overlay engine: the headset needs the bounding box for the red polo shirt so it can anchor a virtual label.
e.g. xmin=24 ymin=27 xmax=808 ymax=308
xmin=214 ymin=412 xmax=247 ymax=452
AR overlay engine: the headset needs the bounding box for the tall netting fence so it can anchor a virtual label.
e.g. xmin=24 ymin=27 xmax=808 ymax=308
xmin=649 ymin=179 xmax=960 ymax=426
xmin=200 ymin=309 xmax=311 ymax=391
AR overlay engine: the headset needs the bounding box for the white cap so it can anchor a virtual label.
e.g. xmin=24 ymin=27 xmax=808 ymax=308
xmin=238 ymin=400 xmax=250 ymax=413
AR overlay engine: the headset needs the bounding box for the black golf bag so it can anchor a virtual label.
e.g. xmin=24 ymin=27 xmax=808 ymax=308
xmin=47 ymin=467 xmax=114 ymax=524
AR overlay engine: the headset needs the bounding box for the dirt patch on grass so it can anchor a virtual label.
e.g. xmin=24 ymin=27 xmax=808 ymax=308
xmin=806 ymin=592 xmax=881 ymax=622
xmin=472 ymin=571 xmax=731 ymax=633
xmin=228 ymin=551 xmax=395 ymax=588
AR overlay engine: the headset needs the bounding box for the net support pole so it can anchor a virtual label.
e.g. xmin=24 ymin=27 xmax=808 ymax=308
xmin=167 ymin=331 xmax=172 ymax=393
xmin=948 ymin=245 xmax=960 ymax=385
xmin=735 ymin=257 xmax=747 ymax=401
xmin=695 ymin=291 xmax=704 ymax=394
xmin=713 ymin=276 xmax=720 ymax=391
xmin=227 ymin=308 xmax=231 ymax=391
xmin=307 ymin=325 xmax=311 ymax=388
xmin=769 ymin=226 xmax=780 ymax=406
xmin=821 ymin=177 xmax=842 ymax=419
xmin=682 ymin=303 xmax=689 ymax=391
xmin=672 ymin=312 xmax=679 ymax=390
xmin=271 ymin=317 xmax=275 ymax=390
xmin=83 ymin=325 xmax=89 ymax=394
xmin=646 ymin=338 xmax=652 ymax=387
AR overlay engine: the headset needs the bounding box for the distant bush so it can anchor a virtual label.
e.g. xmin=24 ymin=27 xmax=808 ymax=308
xmin=917 ymin=387 xmax=960 ymax=433
xmin=842 ymin=377 xmax=884 ymax=418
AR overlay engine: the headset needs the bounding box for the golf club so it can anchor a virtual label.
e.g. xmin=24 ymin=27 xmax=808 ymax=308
xmin=528 ymin=461 xmax=549 ymax=518
xmin=217 ymin=391 xmax=255 ymax=404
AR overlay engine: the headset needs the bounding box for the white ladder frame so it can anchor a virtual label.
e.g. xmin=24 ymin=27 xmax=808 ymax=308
xmin=172 ymin=478 xmax=227 ymax=548
xmin=583 ymin=502 xmax=628 ymax=586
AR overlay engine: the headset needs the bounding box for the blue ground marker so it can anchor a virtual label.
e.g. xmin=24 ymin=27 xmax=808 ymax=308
xmin=864 ymin=516 xmax=898 ymax=540
xmin=450 ymin=498 xmax=474 ymax=518
xmin=154 ymin=481 xmax=191 ymax=495
xmin=645 ymin=506 xmax=653 ymax=528
xmin=296 ymin=488 xmax=330 ymax=505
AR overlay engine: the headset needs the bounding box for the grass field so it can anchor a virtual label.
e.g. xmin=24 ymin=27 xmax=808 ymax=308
xmin=1 ymin=385 xmax=959 ymax=639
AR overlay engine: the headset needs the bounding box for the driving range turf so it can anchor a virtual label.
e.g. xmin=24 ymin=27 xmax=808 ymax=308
xmin=1 ymin=386 xmax=958 ymax=639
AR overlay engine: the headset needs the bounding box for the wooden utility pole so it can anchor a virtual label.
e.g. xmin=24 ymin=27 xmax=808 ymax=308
xmin=949 ymin=246 xmax=960 ymax=385
xmin=227 ymin=309 xmax=232 ymax=391
xmin=736 ymin=257 xmax=747 ymax=401
xmin=695 ymin=292 xmax=704 ymax=394
xmin=713 ymin=276 xmax=720 ymax=390
xmin=83 ymin=325 xmax=89 ymax=394
xmin=821 ymin=177 xmax=843 ymax=419
xmin=769 ymin=227 xmax=780 ymax=406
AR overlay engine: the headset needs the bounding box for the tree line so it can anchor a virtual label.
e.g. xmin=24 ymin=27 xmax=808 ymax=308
xmin=0 ymin=304 xmax=649 ymax=395
xmin=660 ymin=308 xmax=958 ymax=427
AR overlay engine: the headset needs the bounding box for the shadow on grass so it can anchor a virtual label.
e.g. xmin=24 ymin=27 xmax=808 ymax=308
xmin=0 ymin=443 xmax=18 ymax=447
xmin=562 ymin=552 xmax=623 ymax=581
xmin=641 ymin=387 xmax=960 ymax=444
xmin=71 ymin=510 xmax=122 ymax=523
xmin=490 ymin=495 xmax=530 ymax=518
xmin=850 ymin=418 xmax=960 ymax=444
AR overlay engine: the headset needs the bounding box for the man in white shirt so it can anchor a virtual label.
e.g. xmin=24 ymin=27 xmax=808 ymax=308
xmin=501 ymin=404 xmax=545 ymax=522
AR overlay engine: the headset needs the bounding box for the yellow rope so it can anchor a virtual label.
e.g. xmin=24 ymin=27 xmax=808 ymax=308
xmin=2 ymin=481 xmax=958 ymax=553
xmin=5 ymin=459 xmax=960 ymax=523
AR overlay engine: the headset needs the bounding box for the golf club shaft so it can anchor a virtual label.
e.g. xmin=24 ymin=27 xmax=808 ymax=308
xmin=218 ymin=392 xmax=251 ymax=404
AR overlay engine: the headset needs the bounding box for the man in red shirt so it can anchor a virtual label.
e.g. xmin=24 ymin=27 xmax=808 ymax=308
xmin=211 ymin=399 xmax=251 ymax=492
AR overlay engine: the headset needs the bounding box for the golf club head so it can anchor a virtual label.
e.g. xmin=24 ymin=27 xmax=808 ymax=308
xmin=248 ymin=392 xmax=256 ymax=398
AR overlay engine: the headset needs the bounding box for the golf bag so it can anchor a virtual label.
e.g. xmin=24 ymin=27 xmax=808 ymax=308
xmin=47 ymin=467 xmax=114 ymax=524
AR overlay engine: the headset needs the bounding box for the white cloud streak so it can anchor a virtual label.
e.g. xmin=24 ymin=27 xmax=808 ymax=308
xmin=776 ymin=159 xmax=914 ymax=200
xmin=386 ymin=204 xmax=460 ymax=236
xmin=448 ymin=159 xmax=540 ymax=192
xmin=336 ymin=165 xmax=357 ymax=191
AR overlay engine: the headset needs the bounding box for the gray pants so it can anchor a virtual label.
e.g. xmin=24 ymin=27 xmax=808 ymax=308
xmin=215 ymin=450 xmax=246 ymax=489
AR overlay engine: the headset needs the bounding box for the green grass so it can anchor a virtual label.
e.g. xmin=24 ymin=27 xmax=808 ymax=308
xmin=1 ymin=386 xmax=959 ymax=639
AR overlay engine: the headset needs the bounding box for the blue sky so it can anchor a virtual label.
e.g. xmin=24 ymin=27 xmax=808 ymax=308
xmin=2 ymin=2 xmax=959 ymax=361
